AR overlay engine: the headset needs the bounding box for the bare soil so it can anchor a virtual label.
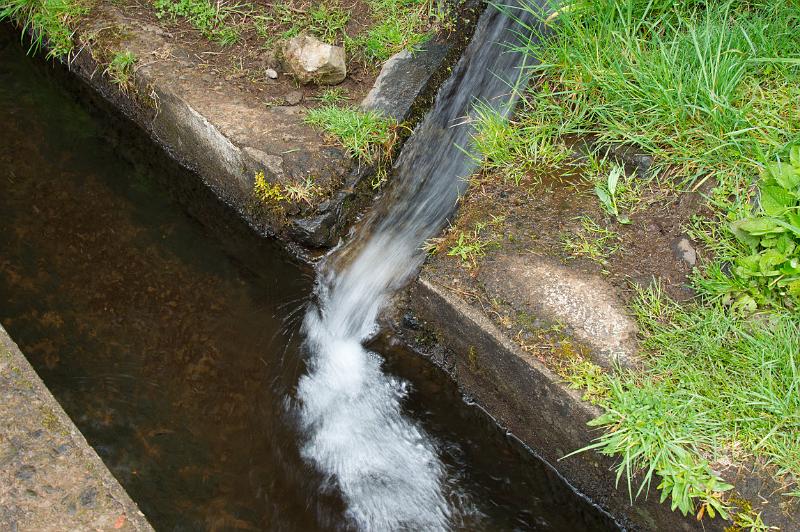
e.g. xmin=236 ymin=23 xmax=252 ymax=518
xmin=82 ymin=0 xmax=380 ymax=102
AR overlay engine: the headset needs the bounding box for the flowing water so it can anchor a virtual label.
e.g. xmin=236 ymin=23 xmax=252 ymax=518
xmin=0 ymin=14 xmax=620 ymax=532
xmin=298 ymin=5 xmax=544 ymax=529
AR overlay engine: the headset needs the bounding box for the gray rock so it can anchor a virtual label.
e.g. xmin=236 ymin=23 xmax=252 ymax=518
xmin=282 ymin=34 xmax=346 ymax=85
xmin=265 ymin=68 xmax=278 ymax=80
xmin=285 ymin=90 xmax=303 ymax=106
xmin=674 ymin=237 xmax=697 ymax=267
xmin=360 ymin=43 xmax=450 ymax=122
xmin=479 ymin=254 xmax=639 ymax=369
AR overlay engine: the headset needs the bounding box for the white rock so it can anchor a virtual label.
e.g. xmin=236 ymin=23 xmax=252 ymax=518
xmin=265 ymin=68 xmax=278 ymax=80
xmin=282 ymin=34 xmax=346 ymax=85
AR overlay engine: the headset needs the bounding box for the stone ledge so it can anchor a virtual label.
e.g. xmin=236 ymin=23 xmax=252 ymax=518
xmin=406 ymin=276 xmax=706 ymax=531
xmin=0 ymin=324 xmax=152 ymax=532
xmin=404 ymin=274 xmax=798 ymax=531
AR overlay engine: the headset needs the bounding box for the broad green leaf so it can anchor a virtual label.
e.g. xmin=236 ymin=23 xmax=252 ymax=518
xmin=736 ymin=217 xmax=785 ymax=236
xmin=775 ymin=234 xmax=797 ymax=256
xmin=766 ymin=161 xmax=800 ymax=190
xmin=607 ymin=165 xmax=623 ymax=195
xmin=790 ymin=145 xmax=800 ymax=169
xmin=730 ymin=219 xmax=761 ymax=249
xmin=773 ymin=218 xmax=800 ymax=237
xmin=780 ymin=258 xmax=800 ymax=276
xmin=759 ymin=248 xmax=786 ymax=275
xmin=595 ymin=184 xmax=612 ymax=211
xmin=759 ymin=184 xmax=795 ymax=216
xmin=787 ymin=279 xmax=800 ymax=296
xmin=735 ymin=254 xmax=761 ymax=274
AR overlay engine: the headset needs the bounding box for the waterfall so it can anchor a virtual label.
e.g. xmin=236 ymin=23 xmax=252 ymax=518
xmin=297 ymin=3 xmax=540 ymax=529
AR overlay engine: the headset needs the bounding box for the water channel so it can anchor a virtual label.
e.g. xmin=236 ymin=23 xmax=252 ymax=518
xmin=0 ymin=23 xmax=620 ymax=531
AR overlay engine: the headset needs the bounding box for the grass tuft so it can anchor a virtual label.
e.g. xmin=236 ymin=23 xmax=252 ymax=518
xmin=567 ymin=285 xmax=800 ymax=521
xmin=105 ymin=49 xmax=137 ymax=91
xmin=0 ymin=0 xmax=89 ymax=58
xmin=304 ymin=105 xmax=398 ymax=164
xmin=153 ymin=0 xmax=240 ymax=44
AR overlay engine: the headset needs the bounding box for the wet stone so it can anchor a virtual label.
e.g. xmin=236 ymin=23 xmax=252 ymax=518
xmin=285 ymin=90 xmax=303 ymax=106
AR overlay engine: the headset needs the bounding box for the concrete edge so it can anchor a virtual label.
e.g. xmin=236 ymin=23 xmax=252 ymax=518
xmin=406 ymin=276 xmax=713 ymax=531
xmin=0 ymin=324 xmax=153 ymax=531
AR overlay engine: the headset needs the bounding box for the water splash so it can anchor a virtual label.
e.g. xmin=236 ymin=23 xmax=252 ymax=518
xmin=297 ymin=4 xmax=540 ymax=529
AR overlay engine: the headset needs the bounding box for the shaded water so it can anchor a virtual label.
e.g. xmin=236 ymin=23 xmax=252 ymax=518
xmin=0 ymin=22 xmax=619 ymax=532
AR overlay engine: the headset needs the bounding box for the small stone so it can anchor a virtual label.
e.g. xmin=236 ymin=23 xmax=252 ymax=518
xmin=282 ymin=34 xmax=346 ymax=85
xmin=265 ymin=68 xmax=278 ymax=80
xmin=674 ymin=237 xmax=697 ymax=267
xmin=79 ymin=486 xmax=98 ymax=508
xmin=402 ymin=312 xmax=421 ymax=330
xmin=285 ymin=90 xmax=303 ymax=106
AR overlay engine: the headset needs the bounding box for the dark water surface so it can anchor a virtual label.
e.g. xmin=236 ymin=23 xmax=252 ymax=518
xmin=0 ymin=27 xmax=619 ymax=531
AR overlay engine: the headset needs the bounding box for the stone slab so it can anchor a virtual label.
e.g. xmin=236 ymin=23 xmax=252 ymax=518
xmin=0 ymin=324 xmax=152 ymax=531
xmin=479 ymin=254 xmax=639 ymax=369
xmin=407 ymin=277 xmax=709 ymax=531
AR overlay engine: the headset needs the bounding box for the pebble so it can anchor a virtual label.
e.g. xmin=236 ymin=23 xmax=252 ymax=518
xmin=675 ymin=237 xmax=697 ymax=267
xmin=265 ymin=68 xmax=278 ymax=80
xmin=285 ymin=90 xmax=303 ymax=106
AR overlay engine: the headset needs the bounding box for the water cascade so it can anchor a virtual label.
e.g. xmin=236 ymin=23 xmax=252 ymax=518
xmin=297 ymin=4 xmax=541 ymax=529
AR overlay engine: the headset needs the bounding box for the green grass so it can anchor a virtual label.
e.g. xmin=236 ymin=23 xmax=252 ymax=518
xmin=447 ymin=221 xmax=498 ymax=266
xmin=313 ymin=87 xmax=348 ymax=105
xmin=252 ymin=0 xmax=442 ymax=63
xmin=254 ymin=1 xmax=350 ymax=47
xmin=567 ymin=285 xmax=800 ymax=521
xmin=561 ymin=215 xmax=620 ymax=266
xmin=304 ymin=105 xmax=398 ymax=163
xmin=105 ymin=49 xmax=137 ymax=90
xmin=0 ymin=0 xmax=89 ymax=58
xmin=347 ymin=0 xmax=441 ymax=61
xmin=503 ymin=0 xmax=800 ymax=189
xmin=153 ymin=0 xmax=240 ymax=44
xmin=482 ymin=0 xmax=800 ymax=306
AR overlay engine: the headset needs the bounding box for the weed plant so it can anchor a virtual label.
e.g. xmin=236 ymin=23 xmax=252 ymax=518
xmin=105 ymin=50 xmax=137 ymax=90
xmin=499 ymin=0 xmax=800 ymax=190
xmin=252 ymin=0 xmax=442 ymax=63
xmin=350 ymin=0 xmax=438 ymax=61
xmin=576 ymin=286 xmax=800 ymax=520
xmin=465 ymin=0 xmax=800 ymax=523
xmin=154 ymin=0 xmax=240 ymax=44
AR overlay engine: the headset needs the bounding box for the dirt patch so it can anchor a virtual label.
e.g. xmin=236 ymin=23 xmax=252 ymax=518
xmin=80 ymin=0 xmax=387 ymax=105
xmin=430 ymin=163 xmax=709 ymax=302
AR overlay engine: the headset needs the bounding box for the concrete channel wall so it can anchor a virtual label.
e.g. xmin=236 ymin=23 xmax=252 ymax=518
xmin=1 ymin=324 xmax=152 ymax=531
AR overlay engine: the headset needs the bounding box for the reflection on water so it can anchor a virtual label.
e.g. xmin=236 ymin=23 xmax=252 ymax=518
xmin=0 ymin=25 xmax=619 ymax=531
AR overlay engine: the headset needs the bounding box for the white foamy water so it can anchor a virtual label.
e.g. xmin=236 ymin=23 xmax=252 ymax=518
xmin=297 ymin=4 xmax=540 ymax=529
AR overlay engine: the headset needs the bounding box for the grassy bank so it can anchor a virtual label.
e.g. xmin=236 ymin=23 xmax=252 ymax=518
xmin=459 ymin=0 xmax=800 ymax=526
